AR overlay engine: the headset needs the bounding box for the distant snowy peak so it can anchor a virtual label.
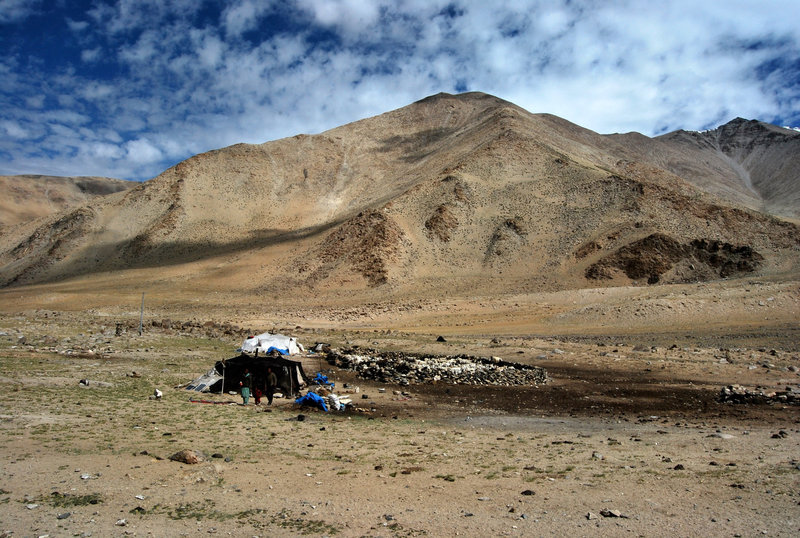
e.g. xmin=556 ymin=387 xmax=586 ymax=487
xmin=687 ymin=118 xmax=799 ymax=136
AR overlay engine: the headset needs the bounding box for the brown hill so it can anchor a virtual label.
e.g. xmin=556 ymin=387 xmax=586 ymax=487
xmin=0 ymin=92 xmax=797 ymax=306
xmin=0 ymin=174 xmax=133 ymax=230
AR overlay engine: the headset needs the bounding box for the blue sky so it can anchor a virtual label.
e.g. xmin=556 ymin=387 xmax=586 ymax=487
xmin=1 ymin=0 xmax=799 ymax=181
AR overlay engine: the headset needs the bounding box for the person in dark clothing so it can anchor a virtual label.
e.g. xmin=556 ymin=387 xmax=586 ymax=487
xmin=266 ymin=367 xmax=278 ymax=405
xmin=240 ymin=368 xmax=252 ymax=405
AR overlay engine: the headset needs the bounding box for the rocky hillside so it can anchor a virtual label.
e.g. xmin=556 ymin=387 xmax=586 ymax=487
xmin=654 ymin=119 xmax=800 ymax=218
xmin=0 ymin=92 xmax=797 ymax=301
xmin=0 ymin=175 xmax=133 ymax=230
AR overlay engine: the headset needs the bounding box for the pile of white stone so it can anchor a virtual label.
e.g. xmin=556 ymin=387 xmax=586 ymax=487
xmin=327 ymin=349 xmax=548 ymax=386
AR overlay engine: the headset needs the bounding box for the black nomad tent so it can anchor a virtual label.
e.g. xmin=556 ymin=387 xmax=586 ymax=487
xmin=186 ymin=354 xmax=309 ymax=397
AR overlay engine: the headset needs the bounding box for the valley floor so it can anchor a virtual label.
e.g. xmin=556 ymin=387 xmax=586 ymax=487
xmin=0 ymin=308 xmax=798 ymax=536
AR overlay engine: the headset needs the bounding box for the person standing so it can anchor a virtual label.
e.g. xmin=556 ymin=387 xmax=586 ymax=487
xmin=266 ymin=367 xmax=278 ymax=406
xmin=240 ymin=368 xmax=252 ymax=405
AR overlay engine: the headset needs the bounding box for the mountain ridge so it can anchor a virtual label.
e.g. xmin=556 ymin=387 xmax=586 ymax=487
xmin=0 ymin=174 xmax=133 ymax=230
xmin=0 ymin=92 xmax=797 ymax=303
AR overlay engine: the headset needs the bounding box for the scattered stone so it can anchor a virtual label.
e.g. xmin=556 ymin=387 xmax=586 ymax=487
xmin=673 ymin=464 xmax=685 ymax=470
xmin=57 ymin=512 xmax=71 ymax=520
xmin=521 ymin=490 xmax=535 ymax=496
xmin=719 ymin=384 xmax=799 ymax=405
xmin=708 ymin=433 xmax=734 ymax=439
xmin=586 ymin=512 xmax=598 ymax=520
xmin=115 ymin=519 xmax=128 ymax=526
xmin=591 ymin=451 xmax=604 ymax=460
xmin=436 ymin=336 xmax=447 ymax=342
xmin=168 ymin=449 xmax=203 ymax=464
xmin=600 ymin=508 xmax=625 ymax=518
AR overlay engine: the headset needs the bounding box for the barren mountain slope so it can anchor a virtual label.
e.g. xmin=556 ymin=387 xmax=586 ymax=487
xmin=601 ymin=119 xmax=800 ymax=219
xmin=0 ymin=92 xmax=797 ymax=303
xmin=0 ymin=174 xmax=133 ymax=229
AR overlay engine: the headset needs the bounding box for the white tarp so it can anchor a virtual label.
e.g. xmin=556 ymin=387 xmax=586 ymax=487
xmin=241 ymin=333 xmax=304 ymax=356
xmin=185 ymin=367 xmax=223 ymax=392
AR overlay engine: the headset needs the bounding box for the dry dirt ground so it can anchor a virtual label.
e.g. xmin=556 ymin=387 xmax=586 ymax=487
xmin=0 ymin=306 xmax=798 ymax=537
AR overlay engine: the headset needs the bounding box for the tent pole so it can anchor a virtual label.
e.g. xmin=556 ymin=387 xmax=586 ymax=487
xmin=221 ymin=363 xmax=225 ymax=395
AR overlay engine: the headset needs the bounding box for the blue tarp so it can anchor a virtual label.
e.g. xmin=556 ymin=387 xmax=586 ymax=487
xmin=267 ymin=346 xmax=289 ymax=355
xmin=295 ymin=392 xmax=329 ymax=412
xmin=313 ymin=373 xmax=334 ymax=387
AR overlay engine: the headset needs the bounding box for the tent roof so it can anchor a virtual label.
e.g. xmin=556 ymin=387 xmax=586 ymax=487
xmin=215 ymin=354 xmax=305 ymax=370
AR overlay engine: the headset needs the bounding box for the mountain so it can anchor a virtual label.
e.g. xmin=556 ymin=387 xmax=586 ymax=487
xmin=0 ymin=92 xmax=797 ymax=303
xmin=0 ymin=175 xmax=133 ymax=230
xmin=653 ymin=118 xmax=799 ymax=218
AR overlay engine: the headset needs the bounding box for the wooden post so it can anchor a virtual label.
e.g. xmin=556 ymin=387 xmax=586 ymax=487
xmin=138 ymin=292 xmax=145 ymax=336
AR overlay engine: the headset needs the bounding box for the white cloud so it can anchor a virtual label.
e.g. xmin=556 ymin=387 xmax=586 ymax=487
xmin=125 ymin=138 xmax=163 ymax=164
xmin=298 ymin=0 xmax=382 ymax=32
xmin=222 ymin=0 xmax=273 ymax=38
xmin=82 ymin=142 xmax=125 ymax=160
xmin=66 ymin=18 xmax=89 ymax=32
xmin=0 ymin=0 xmax=41 ymax=23
xmin=1 ymin=119 xmax=29 ymax=139
xmin=24 ymin=94 xmax=44 ymax=108
xmin=81 ymin=47 xmax=102 ymax=63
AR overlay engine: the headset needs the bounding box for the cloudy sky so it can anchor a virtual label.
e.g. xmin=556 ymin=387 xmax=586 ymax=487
xmin=1 ymin=0 xmax=799 ymax=181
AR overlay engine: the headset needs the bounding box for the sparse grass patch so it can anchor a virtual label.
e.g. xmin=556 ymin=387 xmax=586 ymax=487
xmin=272 ymin=509 xmax=341 ymax=535
xmin=37 ymin=492 xmax=103 ymax=507
xmin=138 ymin=499 xmax=239 ymax=521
